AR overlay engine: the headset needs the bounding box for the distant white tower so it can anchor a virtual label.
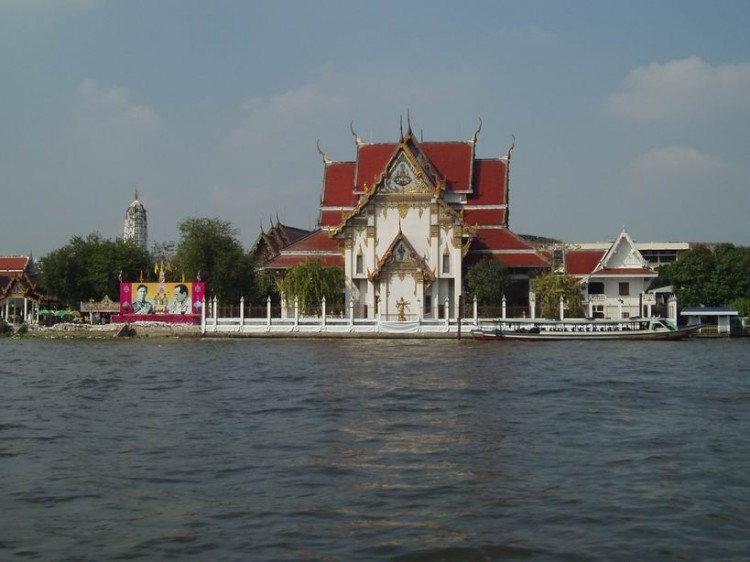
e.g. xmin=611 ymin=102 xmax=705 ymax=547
xmin=123 ymin=189 xmax=148 ymax=250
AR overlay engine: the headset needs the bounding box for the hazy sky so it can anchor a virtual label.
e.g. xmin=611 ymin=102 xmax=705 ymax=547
xmin=2 ymin=0 xmax=750 ymax=257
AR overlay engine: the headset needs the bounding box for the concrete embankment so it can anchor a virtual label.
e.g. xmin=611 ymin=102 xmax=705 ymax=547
xmin=17 ymin=322 xmax=201 ymax=339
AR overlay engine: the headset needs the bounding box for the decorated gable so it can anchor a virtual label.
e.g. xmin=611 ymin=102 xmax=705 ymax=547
xmin=598 ymin=228 xmax=651 ymax=272
xmin=382 ymin=152 xmax=429 ymax=194
xmin=370 ymin=232 xmax=434 ymax=283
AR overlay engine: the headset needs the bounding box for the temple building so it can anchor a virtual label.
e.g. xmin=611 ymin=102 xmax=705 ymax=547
xmin=123 ymin=190 xmax=148 ymax=250
xmin=261 ymin=120 xmax=548 ymax=319
xmin=249 ymin=220 xmax=312 ymax=265
xmin=0 ymin=255 xmax=44 ymax=324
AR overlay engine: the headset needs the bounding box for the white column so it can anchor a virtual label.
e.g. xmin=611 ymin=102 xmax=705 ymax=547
xmin=321 ymin=297 xmax=326 ymax=327
xmin=529 ymin=292 xmax=536 ymax=320
xmin=239 ymin=296 xmax=245 ymax=328
xmin=473 ymin=295 xmax=478 ymax=323
xmin=212 ymin=296 xmax=218 ymax=324
xmin=502 ymin=296 xmax=507 ymax=320
xmin=559 ymin=295 xmax=565 ymax=320
xmin=668 ymin=295 xmax=677 ymax=322
xmin=294 ymin=296 xmax=299 ymax=326
xmin=267 ymin=296 xmax=272 ymax=326
xmin=588 ymin=299 xmax=593 ymax=318
xmin=201 ymin=297 xmax=206 ymax=334
xmin=349 ymin=297 xmax=354 ymax=326
xmin=23 ymin=298 xmax=28 ymax=323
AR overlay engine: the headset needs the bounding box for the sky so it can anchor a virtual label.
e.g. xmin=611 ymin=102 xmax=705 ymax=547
xmin=2 ymin=0 xmax=750 ymax=258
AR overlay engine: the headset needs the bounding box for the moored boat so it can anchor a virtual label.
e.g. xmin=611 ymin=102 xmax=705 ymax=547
xmin=471 ymin=318 xmax=701 ymax=341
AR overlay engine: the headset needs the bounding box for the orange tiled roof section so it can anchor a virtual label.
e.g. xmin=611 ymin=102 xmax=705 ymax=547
xmin=0 ymin=257 xmax=30 ymax=273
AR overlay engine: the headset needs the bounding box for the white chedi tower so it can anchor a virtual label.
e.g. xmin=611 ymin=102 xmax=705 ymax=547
xmin=123 ymin=189 xmax=148 ymax=250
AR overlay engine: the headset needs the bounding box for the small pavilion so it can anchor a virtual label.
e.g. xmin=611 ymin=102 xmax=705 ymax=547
xmin=0 ymin=256 xmax=45 ymax=325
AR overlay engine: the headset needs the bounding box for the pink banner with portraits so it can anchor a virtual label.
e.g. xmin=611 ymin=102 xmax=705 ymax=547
xmin=119 ymin=282 xmax=205 ymax=316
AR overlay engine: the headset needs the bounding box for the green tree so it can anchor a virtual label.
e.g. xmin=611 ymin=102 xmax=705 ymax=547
xmin=255 ymin=268 xmax=281 ymax=305
xmin=728 ymin=297 xmax=750 ymax=317
xmin=657 ymin=245 xmax=715 ymax=306
xmin=531 ymin=272 xmax=583 ymax=319
xmin=465 ymin=259 xmax=511 ymax=305
xmin=280 ymin=261 xmax=345 ymax=315
xmin=38 ymin=233 xmax=150 ymax=307
xmin=658 ymin=244 xmax=750 ymax=307
xmin=173 ymin=217 xmax=256 ymax=302
xmin=712 ymin=244 xmax=750 ymax=305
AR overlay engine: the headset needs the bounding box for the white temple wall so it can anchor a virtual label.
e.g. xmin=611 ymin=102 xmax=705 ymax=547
xmin=588 ymin=278 xmax=651 ymax=318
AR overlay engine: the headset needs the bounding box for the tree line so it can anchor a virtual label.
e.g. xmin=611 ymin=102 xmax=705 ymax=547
xmin=38 ymin=221 xmax=749 ymax=316
xmin=37 ymin=218 xmax=343 ymax=310
xmin=656 ymin=243 xmax=750 ymax=316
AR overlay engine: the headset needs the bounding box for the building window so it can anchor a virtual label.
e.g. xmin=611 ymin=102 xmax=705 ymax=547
xmin=619 ymin=282 xmax=629 ymax=296
xmin=588 ymin=282 xmax=604 ymax=295
xmin=356 ymin=254 xmax=363 ymax=275
xmin=442 ymin=253 xmax=450 ymax=274
xmin=424 ymin=295 xmax=431 ymax=315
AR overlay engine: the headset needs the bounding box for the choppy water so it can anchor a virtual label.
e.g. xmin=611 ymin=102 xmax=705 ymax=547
xmin=1 ymin=337 xmax=749 ymax=561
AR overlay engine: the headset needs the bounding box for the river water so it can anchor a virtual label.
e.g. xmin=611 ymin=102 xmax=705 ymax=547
xmin=2 ymin=337 xmax=749 ymax=561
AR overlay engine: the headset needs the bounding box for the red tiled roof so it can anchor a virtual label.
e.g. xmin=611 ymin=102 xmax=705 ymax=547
xmin=471 ymin=228 xmax=539 ymax=251
xmin=0 ymin=256 xmax=29 ymax=273
xmin=592 ymin=267 xmax=658 ymax=277
xmin=265 ymin=129 xmax=547 ymax=272
xmin=263 ymin=255 xmax=344 ymax=269
xmin=470 ymin=160 xmax=507 ymax=204
xmin=281 ymin=229 xmax=340 ymax=252
xmin=565 ymin=250 xmax=605 ymax=276
xmin=354 ymin=144 xmax=394 ymax=190
xmin=467 ymin=229 xmax=548 ymax=268
xmin=420 ymin=142 xmax=473 ymax=190
xmin=353 ymin=141 xmax=475 ymax=192
xmin=462 ymin=208 xmax=507 ymax=227
xmin=321 ymin=162 xmax=357 ymax=206
xmin=465 ymin=252 xmax=549 ymax=268
xmin=319 ymin=210 xmax=351 ymax=228
xmin=261 ymin=229 xmax=343 ymax=269
xmin=565 ymin=251 xmax=657 ymax=277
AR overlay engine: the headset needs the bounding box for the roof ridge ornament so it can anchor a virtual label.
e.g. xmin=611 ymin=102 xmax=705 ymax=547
xmin=316 ymin=140 xmax=332 ymax=164
xmin=501 ymin=134 xmax=516 ymax=162
xmin=350 ymin=121 xmax=363 ymax=146
xmin=471 ymin=118 xmax=482 ymax=144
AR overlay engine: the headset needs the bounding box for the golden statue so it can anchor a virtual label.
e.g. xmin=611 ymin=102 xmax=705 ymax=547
xmin=396 ymin=297 xmax=409 ymax=321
